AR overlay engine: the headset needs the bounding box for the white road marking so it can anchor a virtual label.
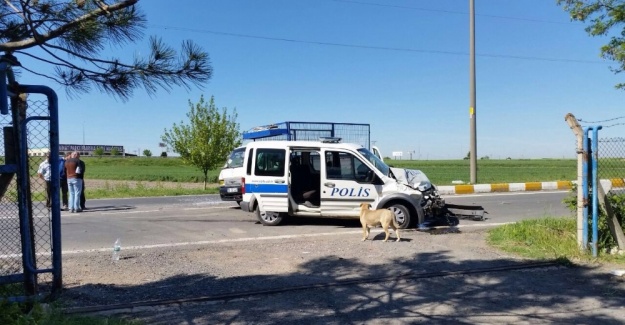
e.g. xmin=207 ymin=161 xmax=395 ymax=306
xmin=59 ymin=222 xmax=514 ymax=257
xmin=0 ymin=221 xmax=514 ymax=259
xmin=96 ymin=206 xmax=230 ymax=215
xmin=101 ymin=209 xmax=163 ymax=215
xmin=60 ymin=231 xmax=363 ymax=255
xmin=183 ymin=206 xmax=230 ymax=211
xmin=460 ymin=222 xmax=513 ymax=228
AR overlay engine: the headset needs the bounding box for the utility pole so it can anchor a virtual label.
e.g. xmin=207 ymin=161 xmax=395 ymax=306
xmin=469 ymin=0 xmax=477 ymax=184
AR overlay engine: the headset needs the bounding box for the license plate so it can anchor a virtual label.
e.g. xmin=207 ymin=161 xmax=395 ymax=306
xmin=227 ymin=188 xmax=238 ymax=193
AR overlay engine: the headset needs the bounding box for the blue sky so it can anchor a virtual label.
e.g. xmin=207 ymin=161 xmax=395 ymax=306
xmin=17 ymin=0 xmax=625 ymax=159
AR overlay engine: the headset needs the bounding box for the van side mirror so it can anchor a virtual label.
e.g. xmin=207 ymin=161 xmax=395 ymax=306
xmin=372 ymin=174 xmax=384 ymax=185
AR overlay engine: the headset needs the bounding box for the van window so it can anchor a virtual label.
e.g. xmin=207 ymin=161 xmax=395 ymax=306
xmin=325 ymin=151 xmax=372 ymax=182
xmin=357 ymin=148 xmax=390 ymax=176
xmin=255 ymin=148 xmax=286 ymax=177
xmin=246 ymin=148 xmax=254 ymax=175
xmin=224 ymin=147 xmax=245 ymax=168
xmin=290 ymin=151 xmax=321 ymax=172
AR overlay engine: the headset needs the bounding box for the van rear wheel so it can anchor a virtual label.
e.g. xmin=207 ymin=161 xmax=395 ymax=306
xmin=388 ymin=204 xmax=411 ymax=229
xmin=256 ymin=206 xmax=283 ymax=226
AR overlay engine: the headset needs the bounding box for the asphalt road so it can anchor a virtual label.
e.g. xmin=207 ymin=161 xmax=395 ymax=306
xmin=60 ymin=191 xmax=572 ymax=253
xmin=57 ymin=190 xmax=625 ymax=325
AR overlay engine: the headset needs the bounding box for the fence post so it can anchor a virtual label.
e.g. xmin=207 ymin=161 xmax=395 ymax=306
xmin=583 ymin=128 xmax=590 ymax=250
xmin=591 ymin=126 xmax=602 ymax=257
xmin=10 ymin=89 xmax=37 ymax=295
xmin=565 ymin=113 xmax=586 ymax=250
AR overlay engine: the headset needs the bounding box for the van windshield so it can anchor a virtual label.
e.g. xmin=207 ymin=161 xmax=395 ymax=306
xmin=224 ymin=147 xmax=245 ymax=168
xmin=357 ymin=148 xmax=390 ymax=176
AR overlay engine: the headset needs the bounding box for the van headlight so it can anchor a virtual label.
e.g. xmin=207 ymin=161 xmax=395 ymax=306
xmin=417 ymin=181 xmax=432 ymax=192
xmin=219 ymin=179 xmax=225 ymax=186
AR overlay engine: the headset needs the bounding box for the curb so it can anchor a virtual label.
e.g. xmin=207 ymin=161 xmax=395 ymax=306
xmin=437 ymin=179 xmax=625 ymax=195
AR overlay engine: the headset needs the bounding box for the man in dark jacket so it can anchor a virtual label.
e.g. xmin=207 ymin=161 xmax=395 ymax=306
xmin=77 ymin=153 xmax=87 ymax=210
xmin=60 ymin=153 xmax=69 ymax=210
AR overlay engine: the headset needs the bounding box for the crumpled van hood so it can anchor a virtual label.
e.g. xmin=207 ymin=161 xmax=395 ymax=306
xmin=390 ymin=168 xmax=432 ymax=191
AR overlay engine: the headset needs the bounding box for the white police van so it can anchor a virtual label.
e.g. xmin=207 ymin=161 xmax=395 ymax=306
xmin=219 ymin=144 xmax=383 ymax=206
xmin=240 ymin=138 xmax=426 ymax=228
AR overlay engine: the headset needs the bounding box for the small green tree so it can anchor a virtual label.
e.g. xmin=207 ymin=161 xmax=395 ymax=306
xmin=160 ymin=151 xmax=167 ymax=157
xmin=558 ymin=1 xmax=625 ymax=89
xmin=162 ymin=95 xmax=241 ymax=189
xmin=110 ymin=147 xmax=120 ymax=156
xmin=94 ymin=147 xmax=104 ymax=158
xmin=143 ymin=149 xmax=152 ymax=157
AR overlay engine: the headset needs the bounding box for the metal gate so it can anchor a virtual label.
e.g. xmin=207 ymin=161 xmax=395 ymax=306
xmin=0 ymin=60 xmax=61 ymax=301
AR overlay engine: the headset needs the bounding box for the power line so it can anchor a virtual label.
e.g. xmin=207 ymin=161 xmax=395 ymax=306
xmin=331 ymin=0 xmax=577 ymax=25
xmin=578 ymin=116 xmax=625 ymax=128
xmin=578 ymin=116 xmax=625 ymax=124
xmin=149 ymin=25 xmax=607 ymax=65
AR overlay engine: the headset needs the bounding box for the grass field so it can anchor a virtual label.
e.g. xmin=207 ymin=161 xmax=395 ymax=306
xmin=75 ymin=156 xmax=582 ymax=185
xmin=386 ymin=159 xmax=579 ymax=184
xmin=76 ymin=156 xmax=220 ymax=183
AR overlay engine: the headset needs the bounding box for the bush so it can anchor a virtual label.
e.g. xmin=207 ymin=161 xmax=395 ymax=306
xmin=160 ymin=151 xmax=167 ymax=158
xmin=564 ymin=185 xmax=625 ymax=251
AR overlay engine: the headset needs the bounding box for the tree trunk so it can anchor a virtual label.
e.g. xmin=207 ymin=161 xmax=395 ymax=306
xmin=203 ymin=170 xmax=208 ymax=190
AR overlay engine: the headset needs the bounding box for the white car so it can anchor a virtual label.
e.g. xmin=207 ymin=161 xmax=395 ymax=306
xmin=218 ymin=146 xmax=246 ymax=204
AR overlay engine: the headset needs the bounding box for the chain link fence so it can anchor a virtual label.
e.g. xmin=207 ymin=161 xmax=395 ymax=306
xmin=598 ymin=137 xmax=625 ymax=183
xmin=0 ymin=89 xmax=60 ymax=300
xmin=0 ymin=115 xmax=22 ymax=297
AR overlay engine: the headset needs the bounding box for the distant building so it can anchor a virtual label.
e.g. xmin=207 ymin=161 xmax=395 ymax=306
xmin=28 ymin=144 xmax=125 ymax=157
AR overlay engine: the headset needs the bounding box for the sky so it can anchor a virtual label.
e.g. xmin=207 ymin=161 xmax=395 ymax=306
xmin=15 ymin=0 xmax=625 ymax=159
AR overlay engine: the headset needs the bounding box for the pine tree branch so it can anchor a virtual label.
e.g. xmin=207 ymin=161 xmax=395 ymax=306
xmin=0 ymin=0 xmax=138 ymax=51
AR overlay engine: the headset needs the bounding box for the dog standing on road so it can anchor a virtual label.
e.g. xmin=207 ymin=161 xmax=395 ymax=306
xmin=359 ymin=203 xmax=400 ymax=242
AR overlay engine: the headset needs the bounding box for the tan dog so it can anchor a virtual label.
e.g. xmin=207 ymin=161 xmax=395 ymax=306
xmin=359 ymin=203 xmax=400 ymax=242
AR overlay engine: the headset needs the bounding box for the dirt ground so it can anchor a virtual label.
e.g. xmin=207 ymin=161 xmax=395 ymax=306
xmin=60 ymin=226 xmax=625 ymax=324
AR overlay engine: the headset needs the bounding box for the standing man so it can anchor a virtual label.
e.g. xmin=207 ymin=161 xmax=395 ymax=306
xmin=37 ymin=152 xmax=52 ymax=208
xmin=59 ymin=153 xmax=69 ymax=210
xmin=77 ymin=153 xmax=87 ymax=210
xmin=64 ymin=151 xmax=83 ymax=213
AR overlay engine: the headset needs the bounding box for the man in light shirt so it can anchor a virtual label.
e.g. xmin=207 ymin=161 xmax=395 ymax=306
xmin=37 ymin=152 xmax=52 ymax=208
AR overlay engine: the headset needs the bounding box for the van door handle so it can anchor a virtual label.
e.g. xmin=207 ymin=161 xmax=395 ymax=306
xmin=275 ymin=179 xmax=285 ymax=183
xmin=324 ymin=182 xmax=335 ymax=188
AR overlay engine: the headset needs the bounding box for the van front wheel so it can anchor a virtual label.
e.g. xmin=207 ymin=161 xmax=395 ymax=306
xmin=256 ymin=207 xmax=283 ymax=226
xmin=388 ymin=204 xmax=411 ymax=229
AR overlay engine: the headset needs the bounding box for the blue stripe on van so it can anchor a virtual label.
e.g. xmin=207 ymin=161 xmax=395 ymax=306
xmin=245 ymin=183 xmax=289 ymax=193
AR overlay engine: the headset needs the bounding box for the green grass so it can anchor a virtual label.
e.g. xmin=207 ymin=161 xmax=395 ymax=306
xmin=387 ymin=158 xmax=578 ymax=184
xmin=79 ymin=157 xmax=220 ymax=183
xmin=86 ymin=181 xmax=218 ymax=199
xmin=0 ymin=299 xmax=139 ymax=325
xmin=487 ymin=217 xmax=625 ymax=264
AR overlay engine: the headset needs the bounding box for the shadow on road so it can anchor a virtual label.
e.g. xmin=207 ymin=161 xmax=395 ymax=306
xmin=60 ymin=250 xmax=625 ymax=324
xmin=76 ymin=205 xmax=135 ymax=213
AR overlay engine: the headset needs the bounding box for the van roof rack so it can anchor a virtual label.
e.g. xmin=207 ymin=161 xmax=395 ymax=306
xmin=319 ymin=137 xmax=342 ymax=143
